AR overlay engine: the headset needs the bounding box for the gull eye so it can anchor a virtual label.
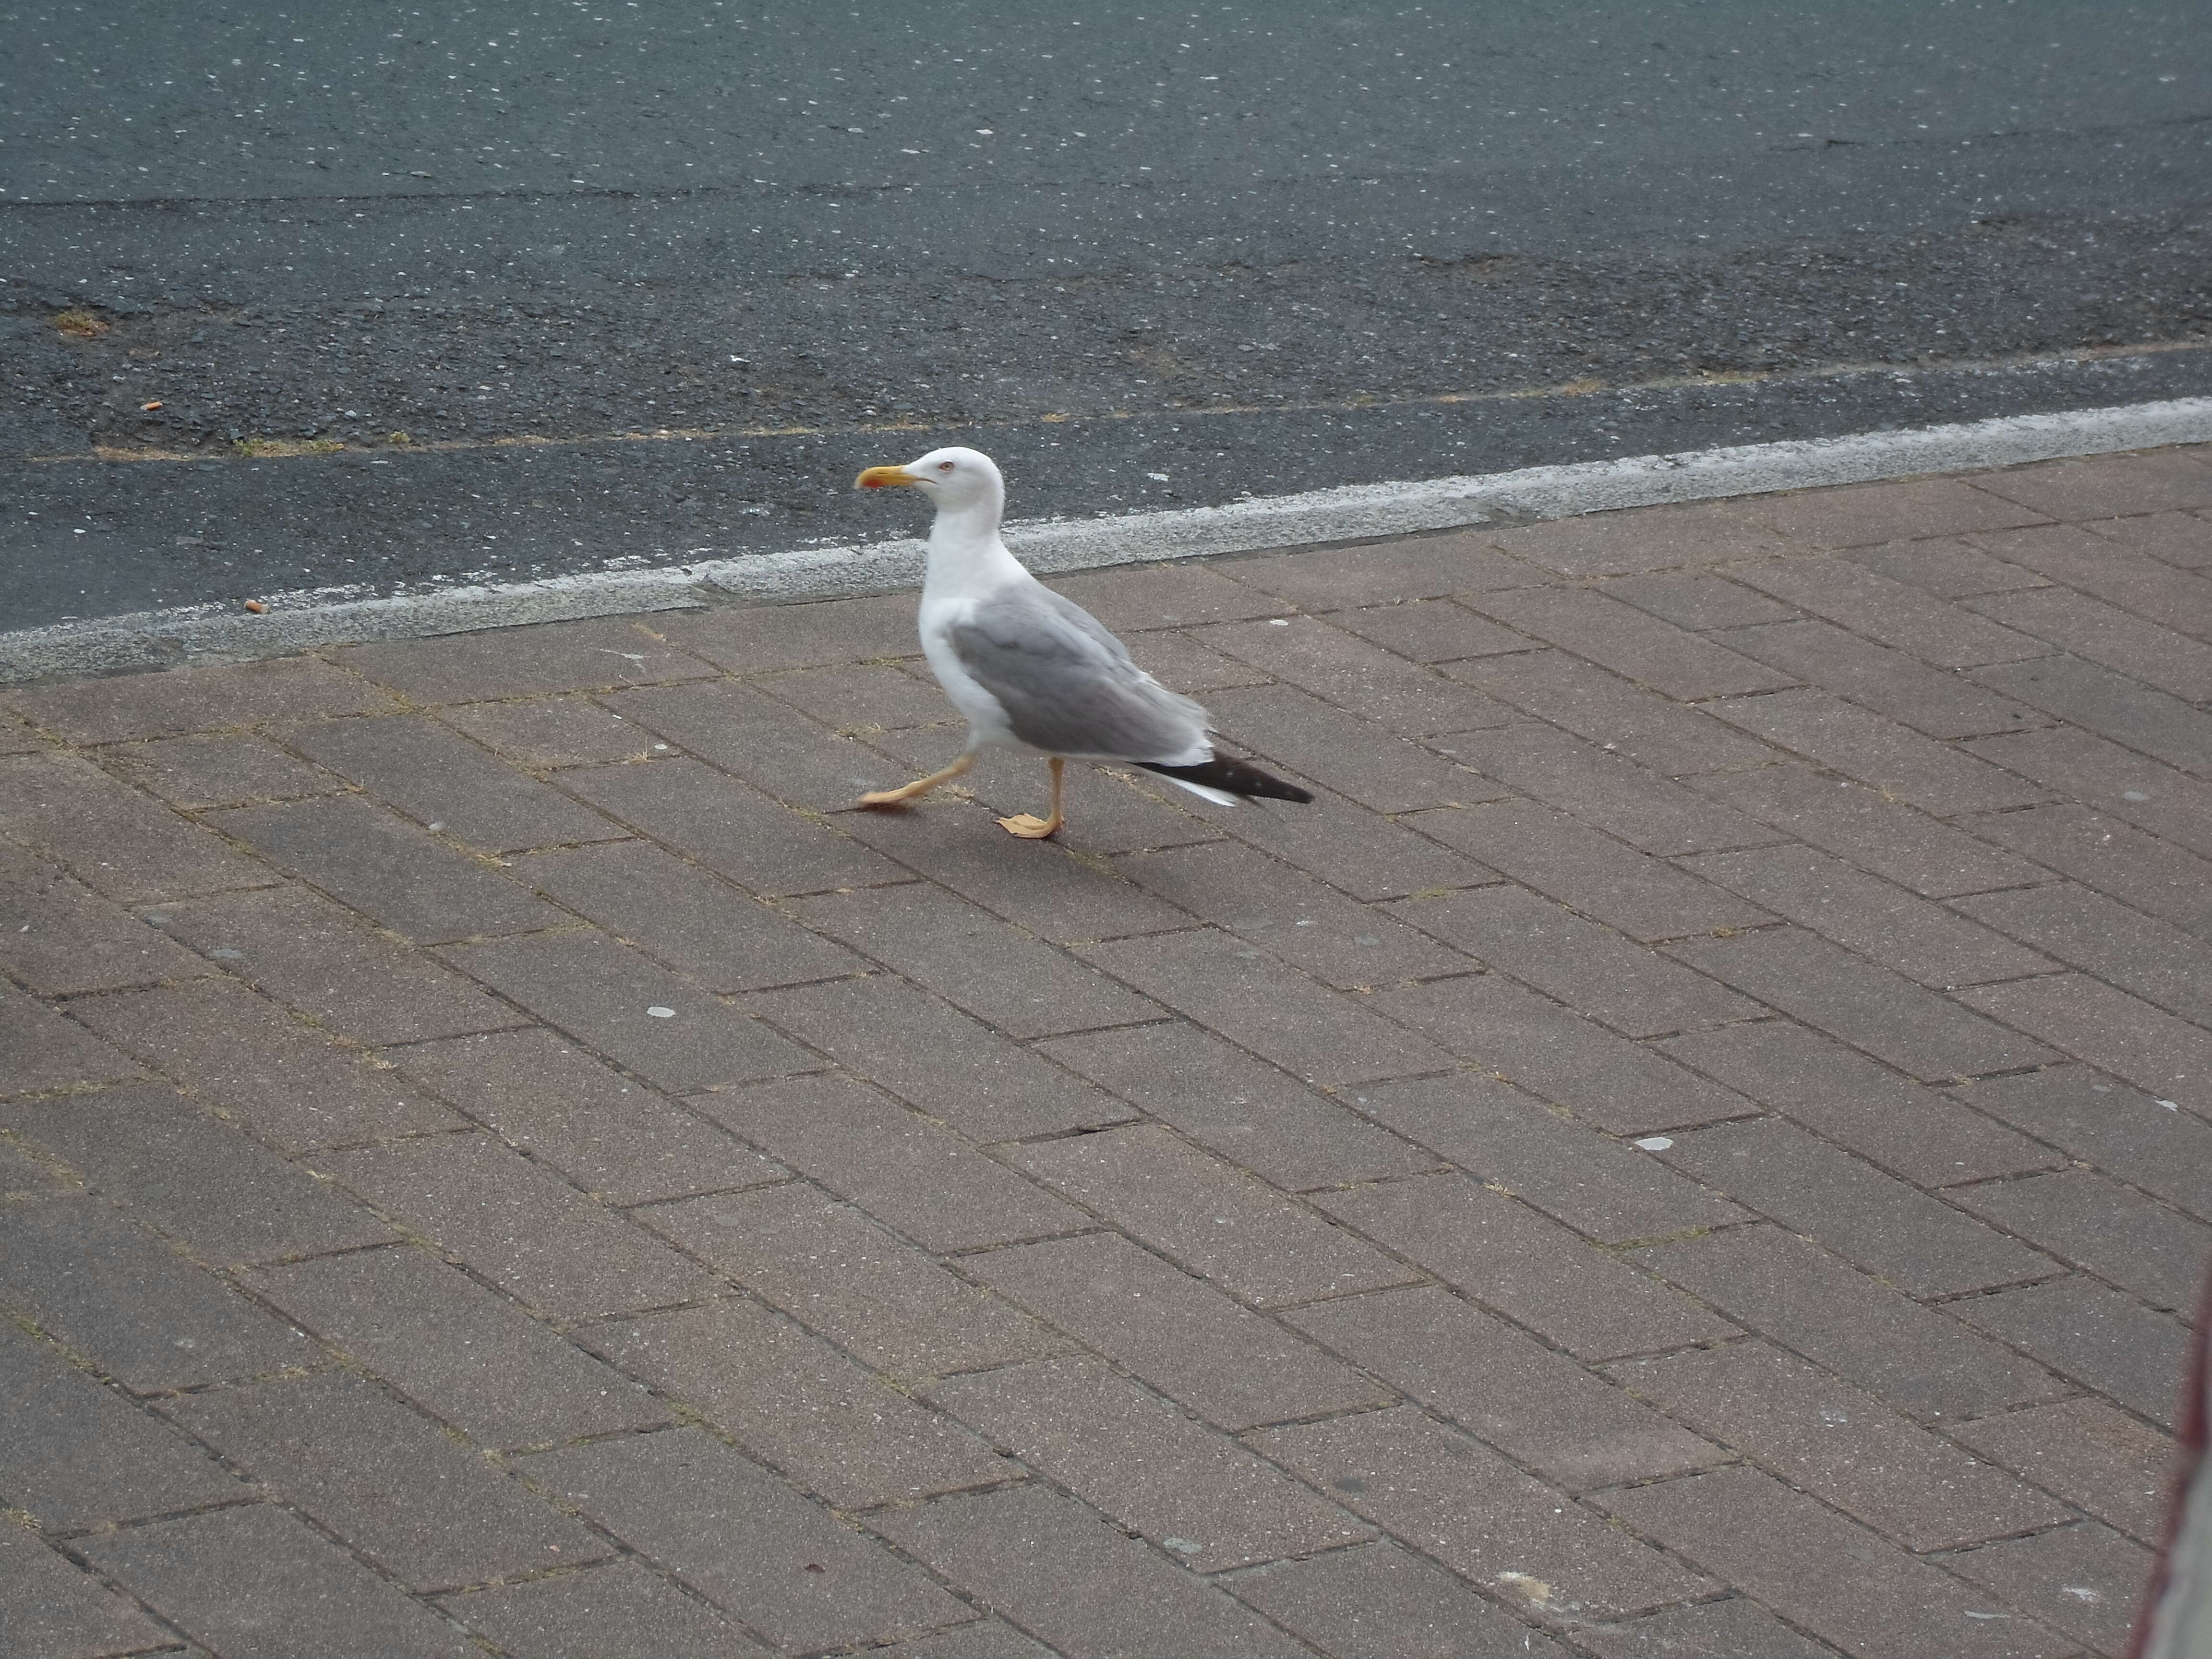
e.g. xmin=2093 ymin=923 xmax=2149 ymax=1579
xmin=938 ymin=461 xmax=955 ymax=471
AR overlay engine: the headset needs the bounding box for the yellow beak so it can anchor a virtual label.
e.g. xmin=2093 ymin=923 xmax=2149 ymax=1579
xmin=855 ymin=465 xmax=915 ymax=489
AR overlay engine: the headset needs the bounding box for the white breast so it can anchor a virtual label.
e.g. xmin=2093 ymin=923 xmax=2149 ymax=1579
xmin=918 ymin=594 xmax=1019 ymax=748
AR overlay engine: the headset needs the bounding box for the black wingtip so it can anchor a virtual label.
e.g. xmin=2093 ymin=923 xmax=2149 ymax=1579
xmin=1136 ymin=756 xmax=1314 ymax=803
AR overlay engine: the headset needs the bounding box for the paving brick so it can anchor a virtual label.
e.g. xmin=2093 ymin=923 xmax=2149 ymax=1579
xmin=642 ymin=1184 xmax=1063 ymax=1379
xmin=444 ymin=1560 xmax=774 ymax=1659
xmin=1318 ymin=1172 xmax=1733 ymax=1360
xmin=1658 ymin=1022 xmax=2057 ymax=1187
xmin=1689 ymin=763 xmax=2045 ymax=898
xmin=1 ymin=751 xmax=269 ymax=902
xmin=964 ymin=1232 xmax=1388 ymax=1430
xmin=1574 ymin=1598 xmax=1838 ymax=1659
xmin=1947 ymin=1521 xmax=2152 ymax=1659
xmin=1606 ymin=1340 xmax=2067 ymax=1551
xmin=1978 ymin=654 xmax=2212 ymax=781
xmin=1841 ymin=535 xmax=2054 ymax=599
xmin=1949 ymin=1067 xmax=2212 ymax=1221
xmin=517 ymin=840 xmax=862 ymax=992
xmin=1125 ymin=627 xmax=1277 ymax=691
xmin=210 ymin=795 xmax=561 ymax=942
xmin=2 ymin=1085 xmax=395 ymax=1265
xmin=2091 ymin=507 xmax=2212 ymax=569
xmin=1330 ymin=596 xmax=1539 ymax=661
xmin=1964 ymin=726 xmax=2212 ymax=860
xmin=1287 ymin=1286 xmax=1722 ymax=1490
xmin=1345 ymin=1072 xmax=1747 ymax=1243
xmin=1437 ymin=723 xmax=1774 ymax=855
xmin=1668 ymin=927 xmax=2055 ymax=1082
xmin=696 ymin=1073 xmax=1086 ymax=1251
xmin=318 ymin=1132 xmax=716 ymax=1318
xmin=0 ymin=845 xmax=210 ymax=994
xmin=1954 ymin=972 xmax=2212 ymax=1103
xmin=1969 ymin=520 xmax=2212 ymax=640
xmin=1953 ymin=881 xmax=2212 ymax=1026
xmin=150 ymin=883 xmax=523 ymax=1046
xmin=0 ymin=1138 xmax=68 ymax=1196
xmin=1486 ymin=499 xmax=1793 ymax=577
xmin=336 ymin=613 xmax=716 ymax=701
xmin=662 ymin=590 xmax=924 ymax=672
xmin=392 ymin=1028 xmax=784 ymax=1205
xmin=1250 ymin=1407 xmax=1714 ymax=1622
xmin=558 ymin=754 xmax=907 ymax=896
xmin=1740 ymin=476 xmax=2052 ymax=546
xmin=1949 ymin=1397 xmax=2175 ymax=1547
xmin=1681 ymin=843 xmax=2051 ymax=988
xmin=0 ymin=987 xmax=140 ymax=1098
xmin=1599 ymin=570 xmax=1802 ymax=631
xmin=1390 ymin=884 xmax=1760 ymax=1037
xmin=101 ymin=731 xmax=343 ymax=809
xmin=1592 ymin=1465 xmax=2072 ymax=1659
xmin=789 ymin=883 xmax=1160 ymax=1039
xmin=763 ymin=661 xmax=954 ymax=733
xmin=286 ymin=715 xmax=624 ymax=854
xmin=1036 ymin=1022 xmax=1439 ymax=1190
xmin=1466 ymin=585 xmax=1795 ymax=700
xmin=437 ymin=693 xmax=665 ymax=769
xmin=929 ymin=1356 xmax=1370 ymax=1572
xmin=82 ymin=1503 xmax=477 ymax=1659
xmin=0 ymin=1199 xmax=311 ymax=1391
xmin=1205 ymin=684 xmax=1493 ymax=812
xmin=12 ymin=654 xmax=394 ymax=744
xmin=526 ymin=1427 xmax=969 ymax=1651
xmin=1728 ymin=556 xmax=2049 ymax=667
xmin=1073 ymin=929 xmax=1455 ymax=1087
xmin=844 ymin=798 xmax=1192 ymax=943
xmin=1229 ymin=1539 xmax=1568 ymax=1659
xmin=1116 ymin=840 xmax=1471 ymax=987
xmin=442 ymin=930 xmax=815 ymax=1094
xmin=1952 ymin=1169 xmax=2209 ymax=1313
xmin=1213 ymin=776 xmax=1499 ymax=900
xmin=1011 ymin=1125 xmax=1417 ymax=1306
xmin=1447 ymin=650 xmax=1777 ymax=776
xmin=1964 ymin=804 xmax=2212 ymax=939
xmin=1195 ymin=616 xmax=1518 ymax=736
xmin=603 ymin=679 xmax=912 ymax=810
xmin=862 ymin=1620 xmax=1060 ymax=1659
xmin=1724 ymin=618 xmax=2045 ymax=740
xmin=1226 ymin=530 xmax=1532 ymax=603
xmin=873 ymin=1481 xmax=1311 ymax=1659
xmin=245 ymin=1247 xmax=667 ymax=1447
xmin=1053 ymin=560 xmax=1299 ymax=626
xmin=1369 ymin=973 xmax=1755 ymax=1136
xmin=1972 ymin=586 xmax=2212 ymax=702
xmin=1707 ymin=688 xmax=2048 ymax=815
xmin=1631 ymin=1226 xmax=2062 ymax=1423
xmin=74 ymin=979 xmax=465 ymax=1150
xmin=1405 ymin=799 xmax=1767 ymax=943
xmin=1978 ymin=448 xmax=2212 ymax=520
xmin=745 ymin=974 xmax=1134 ymax=1142
xmin=165 ymin=1370 xmax=601 ymax=1591
xmin=587 ymin=1300 xmax=1010 ymax=1508
xmin=1950 ymin=1275 xmax=2190 ymax=1428
xmin=0 ymin=1521 xmax=173 ymax=1659
xmin=0 ymin=1319 xmax=242 ymax=1528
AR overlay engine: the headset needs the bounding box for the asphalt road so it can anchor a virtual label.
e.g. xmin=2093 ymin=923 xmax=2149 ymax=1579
xmin=4 ymin=1 xmax=2209 ymax=632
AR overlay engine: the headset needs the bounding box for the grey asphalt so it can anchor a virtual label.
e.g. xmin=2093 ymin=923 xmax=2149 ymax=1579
xmin=4 ymin=1 xmax=2209 ymax=632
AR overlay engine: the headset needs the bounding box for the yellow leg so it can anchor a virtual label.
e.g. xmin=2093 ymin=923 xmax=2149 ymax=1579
xmin=857 ymin=750 xmax=974 ymax=809
xmin=998 ymin=756 xmax=1064 ymax=839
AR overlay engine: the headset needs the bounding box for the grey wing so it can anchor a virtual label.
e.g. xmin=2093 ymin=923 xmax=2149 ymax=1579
xmin=948 ymin=585 xmax=1211 ymax=762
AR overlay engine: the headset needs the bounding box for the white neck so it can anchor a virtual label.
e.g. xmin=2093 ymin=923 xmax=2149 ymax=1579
xmin=922 ymin=495 xmax=1029 ymax=598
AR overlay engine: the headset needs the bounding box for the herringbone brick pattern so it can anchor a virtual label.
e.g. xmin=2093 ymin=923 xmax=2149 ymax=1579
xmin=5 ymin=444 xmax=2210 ymax=1658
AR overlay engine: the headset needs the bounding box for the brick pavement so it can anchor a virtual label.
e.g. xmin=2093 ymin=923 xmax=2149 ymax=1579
xmin=4 ymin=444 xmax=2211 ymax=1658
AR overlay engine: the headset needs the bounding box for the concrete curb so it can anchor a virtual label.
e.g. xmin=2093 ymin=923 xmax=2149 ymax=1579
xmin=7 ymin=394 xmax=2209 ymax=684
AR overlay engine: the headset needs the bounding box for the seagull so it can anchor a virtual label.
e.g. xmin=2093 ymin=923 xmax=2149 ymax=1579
xmin=853 ymin=446 xmax=1313 ymax=839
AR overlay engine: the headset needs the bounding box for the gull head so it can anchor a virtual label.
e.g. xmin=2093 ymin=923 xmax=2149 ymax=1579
xmin=855 ymin=445 xmax=1005 ymax=517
